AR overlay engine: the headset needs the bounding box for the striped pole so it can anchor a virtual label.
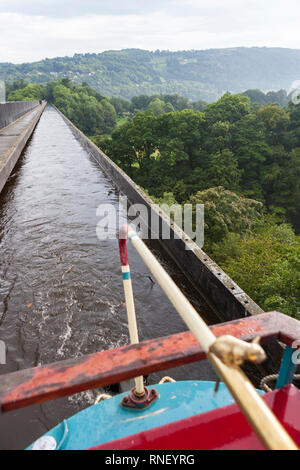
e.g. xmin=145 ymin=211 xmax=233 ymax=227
xmin=119 ymin=225 xmax=298 ymax=450
xmin=119 ymin=226 xmax=144 ymax=396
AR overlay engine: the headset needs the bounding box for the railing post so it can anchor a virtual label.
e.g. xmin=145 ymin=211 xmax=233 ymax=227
xmin=276 ymin=346 xmax=297 ymax=389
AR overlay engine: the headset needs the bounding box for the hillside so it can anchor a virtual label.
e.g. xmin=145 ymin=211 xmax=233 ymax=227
xmin=1 ymin=47 xmax=300 ymax=101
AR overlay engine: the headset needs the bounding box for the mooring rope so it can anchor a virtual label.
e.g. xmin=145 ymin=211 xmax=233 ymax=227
xmin=260 ymin=375 xmax=300 ymax=393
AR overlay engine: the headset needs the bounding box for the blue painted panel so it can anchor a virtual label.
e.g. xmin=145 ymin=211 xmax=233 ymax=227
xmin=276 ymin=346 xmax=297 ymax=389
xmin=27 ymin=380 xmax=263 ymax=450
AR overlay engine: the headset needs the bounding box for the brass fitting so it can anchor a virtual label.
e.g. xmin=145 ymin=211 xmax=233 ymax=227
xmin=209 ymin=335 xmax=267 ymax=367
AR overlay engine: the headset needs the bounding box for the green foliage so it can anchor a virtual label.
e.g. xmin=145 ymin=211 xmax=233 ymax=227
xmin=99 ymin=99 xmax=117 ymax=131
xmin=287 ymin=101 xmax=300 ymax=149
xmin=99 ymin=91 xmax=300 ymax=234
xmin=231 ymin=112 xmax=272 ymax=199
xmin=205 ymin=93 xmax=251 ymax=124
xmin=147 ymin=98 xmax=167 ymax=116
xmin=147 ymin=98 xmax=177 ymax=115
xmin=202 ymin=150 xmax=242 ymax=192
xmin=8 ymin=84 xmax=44 ymax=101
xmin=262 ymin=146 xmax=300 ymax=232
xmin=258 ymin=105 xmax=290 ymax=145
xmin=110 ymin=97 xmax=132 ymax=115
xmin=243 ymin=89 xmax=288 ymax=108
xmin=12 ymin=79 xmax=118 ymax=136
xmin=5 ymin=79 xmax=28 ymax=97
xmin=189 ymin=187 xmax=262 ymax=244
xmin=210 ymin=219 xmax=300 ymax=318
xmin=142 ymin=189 xmax=178 ymax=207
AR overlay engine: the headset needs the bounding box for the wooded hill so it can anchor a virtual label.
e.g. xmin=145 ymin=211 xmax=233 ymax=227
xmin=2 ymin=47 xmax=300 ymax=101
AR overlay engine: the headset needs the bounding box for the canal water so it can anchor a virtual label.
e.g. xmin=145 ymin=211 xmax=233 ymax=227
xmin=0 ymin=106 xmax=217 ymax=450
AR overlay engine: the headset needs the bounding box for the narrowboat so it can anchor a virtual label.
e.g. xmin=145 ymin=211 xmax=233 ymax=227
xmin=0 ymin=226 xmax=299 ymax=450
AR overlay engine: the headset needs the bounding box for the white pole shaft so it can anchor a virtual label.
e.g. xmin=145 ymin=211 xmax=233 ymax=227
xmin=121 ymin=265 xmax=144 ymax=395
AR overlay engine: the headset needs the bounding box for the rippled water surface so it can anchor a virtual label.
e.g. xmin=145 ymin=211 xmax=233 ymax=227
xmin=0 ymin=107 xmax=217 ymax=449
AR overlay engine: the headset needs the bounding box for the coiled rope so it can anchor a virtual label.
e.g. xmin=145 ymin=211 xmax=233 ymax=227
xmin=260 ymin=375 xmax=300 ymax=393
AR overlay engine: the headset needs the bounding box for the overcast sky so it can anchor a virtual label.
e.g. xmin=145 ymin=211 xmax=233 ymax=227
xmin=0 ymin=0 xmax=299 ymax=63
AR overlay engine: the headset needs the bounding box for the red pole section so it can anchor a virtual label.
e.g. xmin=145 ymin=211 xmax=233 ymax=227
xmin=118 ymin=225 xmax=129 ymax=266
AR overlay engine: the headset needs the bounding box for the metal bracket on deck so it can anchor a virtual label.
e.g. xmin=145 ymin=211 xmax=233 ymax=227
xmin=121 ymin=386 xmax=159 ymax=410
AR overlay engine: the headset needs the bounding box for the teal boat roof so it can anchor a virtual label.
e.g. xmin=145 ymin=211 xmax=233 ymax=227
xmin=28 ymin=380 xmax=259 ymax=450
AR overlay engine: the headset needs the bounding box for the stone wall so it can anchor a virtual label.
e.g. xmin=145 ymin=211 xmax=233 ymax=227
xmin=0 ymin=101 xmax=40 ymax=129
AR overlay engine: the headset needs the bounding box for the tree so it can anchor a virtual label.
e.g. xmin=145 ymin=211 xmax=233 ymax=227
xmin=147 ymin=98 xmax=166 ymax=116
xmin=202 ymin=150 xmax=242 ymax=192
xmin=51 ymin=82 xmax=118 ymax=136
xmin=258 ymin=104 xmax=290 ymax=145
xmin=243 ymin=89 xmax=268 ymax=106
xmin=211 ymin=219 xmax=300 ymax=318
xmin=188 ymin=186 xmax=262 ymax=245
xmin=205 ymin=93 xmax=251 ymax=124
xmin=263 ymin=147 xmax=300 ymax=232
xmin=52 ymin=84 xmax=76 ymax=120
xmin=202 ymin=120 xmax=232 ymax=154
xmin=131 ymin=95 xmax=152 ymax=111
xmin=243 ymin=89 xmax=288 ymax=107
xmin=5 ymin=79 xmax=28 ymax=97
xmin=110 ymin=97 xmax=132 ymax=115
xmin=99 ymin=112 xmax=158 ymax=174
xmin=287 ymin=102 xmax=300 ymax=149
xmin=156 ymin=109 xmax=206 ymax=171
xmin=8 ymin=84 xmax=44 ymax=101
xmin=164 ymin=102 xmax=175 ymax=113
xmin=192 ymin=99 xmax=207 ymax=111
xmin=231 ymin=113 xmax=271 ymax=200
xmin=99 ymin=99 xmax=117 ymax=133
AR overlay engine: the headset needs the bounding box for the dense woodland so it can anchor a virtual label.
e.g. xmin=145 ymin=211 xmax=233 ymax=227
xmin=2 ymin=47 xmax=300 ymax=101
xmin=6 ymin=79 xmax=300 ymax=319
